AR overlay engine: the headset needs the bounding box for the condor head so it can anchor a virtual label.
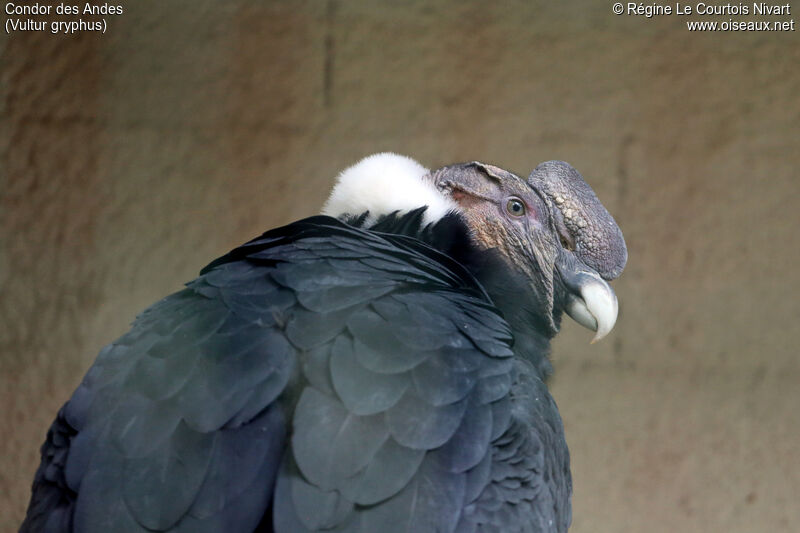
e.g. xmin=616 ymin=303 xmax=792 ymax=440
xmin=431 ymin=159 xmax=627 ymax=342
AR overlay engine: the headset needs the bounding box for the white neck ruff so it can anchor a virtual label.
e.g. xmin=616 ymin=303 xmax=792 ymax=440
xmin=322 ymin=153 xmax=458 ymax=226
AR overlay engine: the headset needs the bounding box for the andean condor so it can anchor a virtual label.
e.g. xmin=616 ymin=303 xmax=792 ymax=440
xmin=21 ymin=153 xmax=627 ymax=533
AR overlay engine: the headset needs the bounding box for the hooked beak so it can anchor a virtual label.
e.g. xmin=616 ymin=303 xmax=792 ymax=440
xmin=560 ymin=264 xmax=618 ymax=343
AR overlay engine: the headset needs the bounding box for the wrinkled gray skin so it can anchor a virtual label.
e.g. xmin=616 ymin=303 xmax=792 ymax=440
xmin=431 ymin=162 xmax=564 ymax=332
xmin=528 ymin=161 xmax=627 ymax=281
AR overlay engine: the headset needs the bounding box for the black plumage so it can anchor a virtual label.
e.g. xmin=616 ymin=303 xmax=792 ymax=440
xmin=22 ymin=157 xmax=626 ymax=533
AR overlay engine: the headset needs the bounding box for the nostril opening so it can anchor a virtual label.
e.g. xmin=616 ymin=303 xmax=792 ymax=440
xmin=557 ymin=223 xmax=575 ymax=251
xmin=553 ymin=209 xmax=576 ymax=251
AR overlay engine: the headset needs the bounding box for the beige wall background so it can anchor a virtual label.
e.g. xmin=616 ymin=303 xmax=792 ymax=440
xmin=1 ymin=1 xmax=798 ymax=531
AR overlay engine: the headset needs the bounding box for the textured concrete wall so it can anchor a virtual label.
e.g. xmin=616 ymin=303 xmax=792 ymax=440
xmin=2 ymin=1 xmax=798 ymax=531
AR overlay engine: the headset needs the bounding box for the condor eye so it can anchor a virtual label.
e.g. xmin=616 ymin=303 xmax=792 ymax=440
xmin=505 ymin=198 xmax=526 ymax=217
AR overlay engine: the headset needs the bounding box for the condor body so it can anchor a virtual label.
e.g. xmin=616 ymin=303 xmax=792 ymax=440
xmin=22 ymin=153 xmax=626 ymax=533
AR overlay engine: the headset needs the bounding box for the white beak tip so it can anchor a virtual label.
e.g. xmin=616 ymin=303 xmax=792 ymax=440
xmin=565 ymin=277 xmax=618 ymax=344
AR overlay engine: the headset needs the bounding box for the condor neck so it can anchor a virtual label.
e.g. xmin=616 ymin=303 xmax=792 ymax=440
xmin=464 ymin=245 xmax=560 ymax=379
xmin=350 ymin=207 xmax=558 ymax=379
